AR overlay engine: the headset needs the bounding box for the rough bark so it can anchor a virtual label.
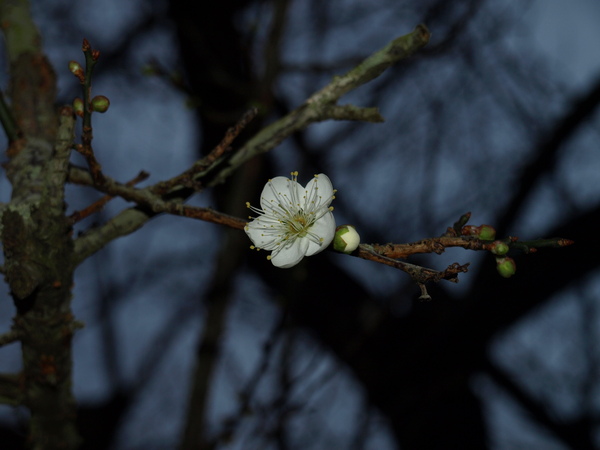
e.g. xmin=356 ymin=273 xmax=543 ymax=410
xmin=1 ymin=0 xmax=81 ymax=447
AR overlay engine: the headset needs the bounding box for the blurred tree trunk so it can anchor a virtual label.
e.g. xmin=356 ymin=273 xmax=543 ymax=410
xmin=169 ymin=1 xmax=264 ymax=448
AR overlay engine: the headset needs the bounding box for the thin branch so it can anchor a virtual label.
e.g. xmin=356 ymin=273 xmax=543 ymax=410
xmin=366 ymin=236 xmax=487 ymax=259
xmin=511 ymin=237 xmax=575 ymax=253
xmin=357 ymin=244 xmax=470 ymax=284
xmin=75 ymin=38 xmax=106 ymax=186
xmin=0 ymin=329 xmax=23 ymax=347
xmin=67 ymin=170 xmax=149 ymax=225
xmin=74 ymin=143 xmax=106 ymax=186
xmin=152 ymin=107 xmax=259 ymax=195
xmin=209 ymin=24 xmax=431 ymax=186
xmin=71 ymin=26 xmax=430 ymax=263
xmin=71 ymin=170 xmax=574 ymax=284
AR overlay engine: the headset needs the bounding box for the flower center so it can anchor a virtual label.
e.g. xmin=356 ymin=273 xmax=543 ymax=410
xmin=244 ymin=171 xmax=336 ymax=255
xmin=286 ymin=211 xmax=312 ymax=236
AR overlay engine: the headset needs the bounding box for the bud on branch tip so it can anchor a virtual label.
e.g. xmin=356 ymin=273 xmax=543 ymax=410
xmin=333 ymin=225 xmax=360 ymax=254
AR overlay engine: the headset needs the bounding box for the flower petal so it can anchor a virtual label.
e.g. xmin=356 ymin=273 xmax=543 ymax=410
xmin=303 ymin=173 xmax=334 ymax=210
xmin=245 ymin=218 xmax=281 ymax=250
xmin=270 ymin=237 xmax=309 ymax=268
xmin=245 ymin=171 xmax=337 ymax=268
xmin=305 ymin=210 xmax=336 ymax=256
xmin=260 ymin=176 xmax=305 ymax=213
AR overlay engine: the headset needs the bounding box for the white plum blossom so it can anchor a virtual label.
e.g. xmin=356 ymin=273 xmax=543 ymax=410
xmin=244 ymin=171 xmax=336 ymax=268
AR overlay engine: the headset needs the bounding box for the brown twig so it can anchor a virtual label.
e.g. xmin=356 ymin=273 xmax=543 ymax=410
xmin=367 ymin=236 xmax=488 ymax=259
xmin=68 ymin=165 xmax=248 ymax=231
xmin=158 ymin=202 xmax=247 ymax=230
xmin=152 ymin=107 xmax=259 ymax=195
xmin=69 ymin=167 xmax=575 ymax=283
xmin=357 ymin=244 xmax=470 ymax=284
xmin=70 ymin=169 xmax=574 ymax=287
xmin=74 ymin=143 xmax=106 ymax=186
xmin=67 ymin=170 xmax=149 ymax=225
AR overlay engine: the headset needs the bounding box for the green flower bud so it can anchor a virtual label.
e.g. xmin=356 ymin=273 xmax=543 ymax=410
xmin=91 ymin=95 xmax=110 ymax=113
xmin=496 ymin=257 xmax=516 ymax=278
xmin=333 ymin=225 xmax=360 ymax=254
xmin=478 ymin=225 xmax=496 ymax=240
xmin=72 ymin=98 xmax=84 ymax=117
xmin=68 ymin=60 xmax=85 ymax=82
xmin=461 ymin=224 xmax=496 ymax=240
xmin=68 ymin=60 xmax=83 ymax=74
xmin=490 ymin=240 xmax=509 ymax=256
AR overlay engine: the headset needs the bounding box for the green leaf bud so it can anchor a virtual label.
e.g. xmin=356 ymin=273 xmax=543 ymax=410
xmin=68 ymin=60 xmax=83 ymax=74
xmin=496 ymin=257 xmax=516 ymax=278
xmin=72 ymin=98 xmax=84 ymax=117
xmin=461 ymin=224 xmax=496 ymax=240
xmin=490 ymin=240 xmax=509 ymax=256
xmin=91 ymin=95 xmax=110 ymax=113
xmin=333 ymin=225 xmax=360 ymax=254
xmin=478 ymin=225 xmax=496 ymax=240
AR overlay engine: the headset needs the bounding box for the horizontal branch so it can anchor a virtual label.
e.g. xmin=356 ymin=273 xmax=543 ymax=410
xmin=71 ymin=174 xmax=246 ymax=264
xmin=357 ymin=244 xmax=470 ymax=284
xmin=366 ymin=236 xmax=490 ymax=259
xmin=0 ymin=329 xmax=23 ymax=347
xmin=72 ymin=172 xmax=573 ymax=287
xmin=71 ymin=25 xmax=431 ymax=263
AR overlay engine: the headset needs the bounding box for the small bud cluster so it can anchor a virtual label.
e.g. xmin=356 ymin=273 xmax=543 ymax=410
xmin=462 ymin=222 xmax=517 ymax=278
xmin=68 ymin=41 xmax=111 ymax=117
xmin=489 ymin=240 xmax=516 ymax=278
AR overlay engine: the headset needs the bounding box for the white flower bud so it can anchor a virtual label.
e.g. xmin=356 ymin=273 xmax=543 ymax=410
xmin=333 ymin=225 xmax=360 ymax=254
